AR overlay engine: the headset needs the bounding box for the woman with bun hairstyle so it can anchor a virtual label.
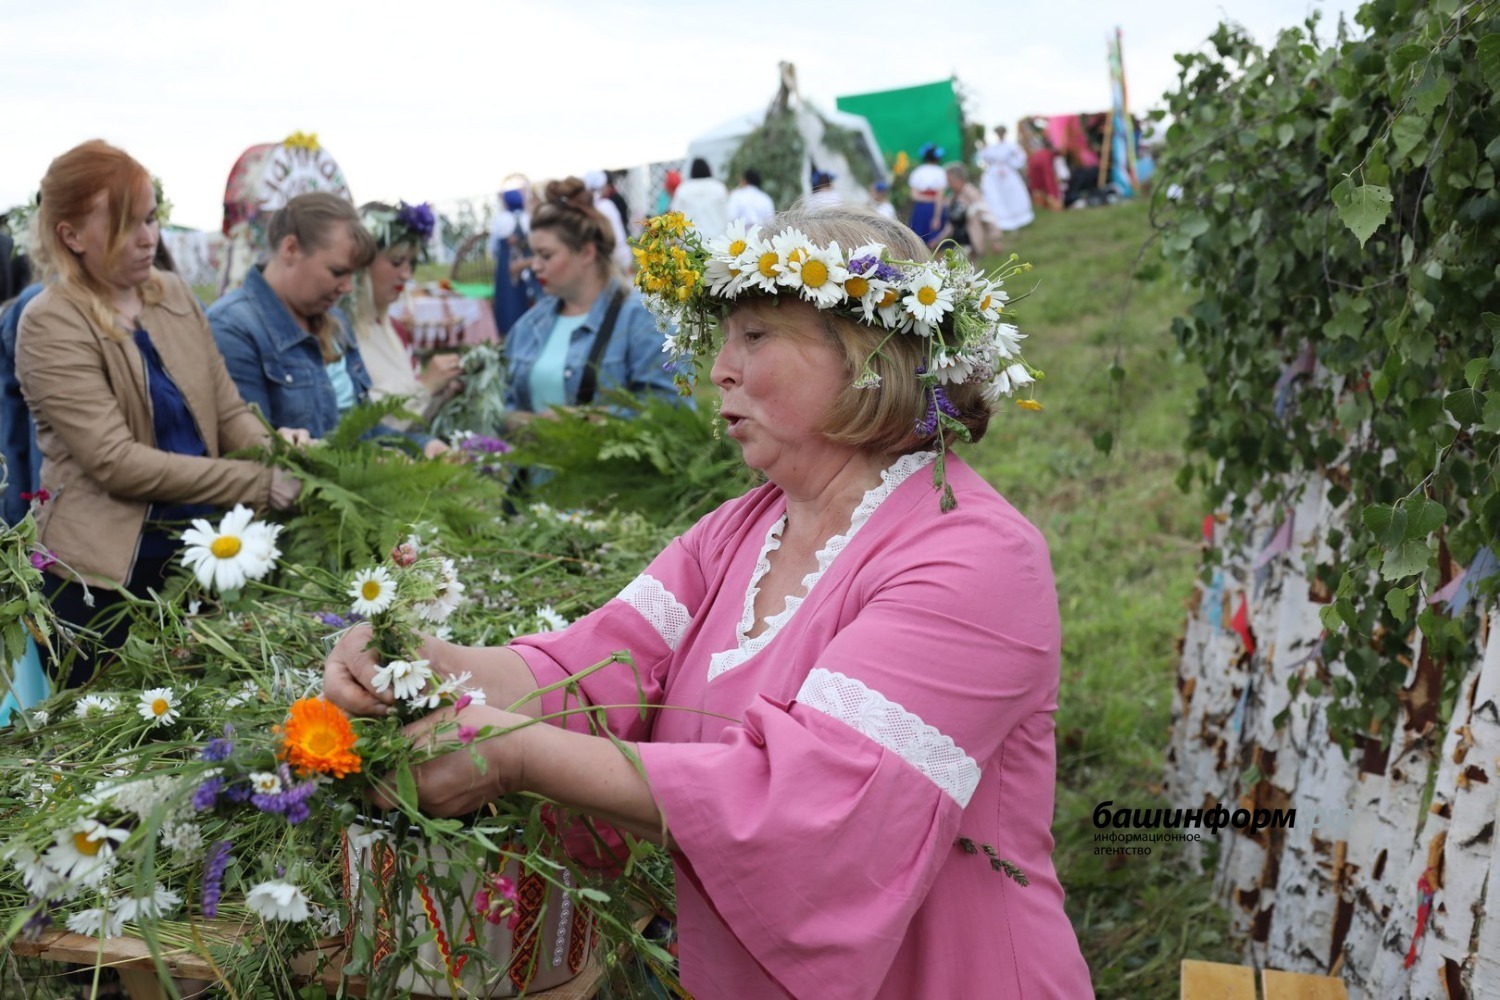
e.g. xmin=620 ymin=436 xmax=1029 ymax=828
xmin=15 ymin=140 xmax=304 ymax=686
xmin=502 ymin=176 xmax=679 ymax=428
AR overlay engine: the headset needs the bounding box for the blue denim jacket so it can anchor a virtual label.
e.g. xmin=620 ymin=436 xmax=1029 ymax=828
xmin=209 ymin=267 xmax=399 ymax=441
xmin=0 ymin=284 xmax=44 ymax=525
xmin=504 ymin=281 xmax=683 ymax=412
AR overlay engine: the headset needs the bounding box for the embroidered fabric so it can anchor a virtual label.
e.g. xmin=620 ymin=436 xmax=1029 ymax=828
xmin=706 ymin=451 xmax=937 ymax=681
xmin=616 ymin=574 xmax=692 ymax=651
xmin=796 ymin=668 xmax=981 ymax=806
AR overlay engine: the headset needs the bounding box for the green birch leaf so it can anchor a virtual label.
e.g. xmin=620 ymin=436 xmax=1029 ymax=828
xmin=1385 ymin=586 xmax=1413 ymax=622
xmin=1362 ymin=503 xmax=1404 ymax=546
xmin=1390 ymin=114 xmax=1428 ymax=160
xmin=1445 ymin=386 xmax=1486 ymax=425
xmin=1466 ymin=358 xmax=1489 ymax=389
xmin=1400 ymin=497 xmax=1445 ymax=539
xmin=1381 ymin=539 xmax=1433 ymax=580
xmin=1332 ymin=179 xmax=1393 ymax=247
xmin=1477 ymin=34 xmax=1500 ymax=93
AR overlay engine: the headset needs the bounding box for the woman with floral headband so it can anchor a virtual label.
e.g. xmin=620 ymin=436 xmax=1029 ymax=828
xmin=324 ymin=206 xmax=1092 ymax=998
xmin=351 ymin=200 xmax=462 ymax=428
xmin=500 ymin=176 xmax=679 ymax=428
xmin=209 ymin=192 xmax=447 ymax=458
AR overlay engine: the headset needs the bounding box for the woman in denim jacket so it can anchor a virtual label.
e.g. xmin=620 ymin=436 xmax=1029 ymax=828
xmin=208 ymin=193 xmax=446 ymax=457
xmin=503 ymin=177 xmax=680 ymax=430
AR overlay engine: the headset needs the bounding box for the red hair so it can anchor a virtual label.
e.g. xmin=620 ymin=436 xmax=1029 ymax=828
xmin=33 ymin=139 xmax=161 ymax=333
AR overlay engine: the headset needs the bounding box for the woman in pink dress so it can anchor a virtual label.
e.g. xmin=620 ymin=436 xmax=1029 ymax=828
xmin=324 ymin=207 xmax=1092 ymax=999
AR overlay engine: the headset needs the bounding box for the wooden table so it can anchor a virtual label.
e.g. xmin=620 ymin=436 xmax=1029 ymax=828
xmin=12 ymin=927 xmax=606 ymax=999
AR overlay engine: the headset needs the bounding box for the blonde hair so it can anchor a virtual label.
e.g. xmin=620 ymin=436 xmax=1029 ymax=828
xmin=32 ymin=139 xmax=163 ymax=336
xmin=265 ymin=192 xmax=375 ymax=362
xmin=757 ymin=205 xmax=993 ymax=453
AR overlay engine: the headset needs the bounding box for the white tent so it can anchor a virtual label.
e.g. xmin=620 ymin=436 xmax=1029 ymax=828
xmin=683 ymin=64 xmax=885 ymax=207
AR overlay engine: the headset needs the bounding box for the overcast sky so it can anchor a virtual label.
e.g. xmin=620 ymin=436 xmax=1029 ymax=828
xmin=3 ymin=0 xmax=1363 ymax=231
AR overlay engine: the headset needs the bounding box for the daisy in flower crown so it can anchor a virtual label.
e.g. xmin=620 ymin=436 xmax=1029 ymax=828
xmin=630 ymin=204 xmax=1042 ymax=509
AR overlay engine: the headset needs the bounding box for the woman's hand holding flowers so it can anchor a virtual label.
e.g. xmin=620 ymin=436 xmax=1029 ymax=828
xmin=369 ymin=702 xmax=533 ymax=816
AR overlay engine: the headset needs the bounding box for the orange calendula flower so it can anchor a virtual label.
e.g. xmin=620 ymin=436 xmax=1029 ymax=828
xmin=277 ymin=697 xmax=361 ymax=778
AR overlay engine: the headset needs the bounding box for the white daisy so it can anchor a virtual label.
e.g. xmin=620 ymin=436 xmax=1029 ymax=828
xmin=842 ymin=245 xmax=893 ymax=323
xmin=74 ymin=694 xmax=120 ymax=720
xmin=7 ymin=843 xmax=63 ymax=898
xmin=180 ymin=505 xmax=273 ymax=593
xmin=223 ymin=680 xmax=261 ymax=710
xmin=770 ymin=229 xmax=817 ymax=291
xmin=370 ymin=659 xmax=434 ymax=703
xmin=245 ymin=879 xmax=311 ymax=922
xmin=535 ymin=606 xmax=568 ymax=632
xmin=137 ymin=687 xmax=179 ymax=727
xmin=44 ymin=818 xmax=129 ymax=889
xmin=988 ymin=363 xmax=1035 ymax=399
xmin=249 ymin=771 xmax=283 ymax=795
xmin=903 ymin=268 xmax=956 ymax=335
xmin=348 ymin=566 xmax=397 ymax=617
xmin=414 ymin=559 xmax=465 ymax=624
xmin=704 ymin=221 xmax=761 ymax=298
xmin=974 ymin=280 xmax=1010 ymax=322
xmin=929 ymin=347 xmax=980 ymax=386
xmin=238 ymin=522 xmax=284 ymax=583
xmin=783 ymin=240 xmax=850 ymax=307
xmin=868 ymin=276 xmax=914 ymax=332
xmin=28 ymin=708 xmax=48 ymax=726
xmin=117 ymin=883 xmax=182 ymax=922
xmin=991 ymin=322 xmax=1025 ymax=360
xmin=67 ymin=906 xmax=127 ymax=939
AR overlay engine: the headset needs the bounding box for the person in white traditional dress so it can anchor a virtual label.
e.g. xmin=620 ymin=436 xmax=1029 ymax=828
xmin=804 ymin=170 xmax=841 ymax=210
xmin=726 ymin=168 xmax=776 ymax=227
xmin=869 ymin=178 xmax=898 ymax=220
xmin=584 ymin=170 xmax=633 ymax=273
xmin=979 ymin=126 xmax=1035 ymax=232
xmin=669 ymin=159 xmax=730 ymax=238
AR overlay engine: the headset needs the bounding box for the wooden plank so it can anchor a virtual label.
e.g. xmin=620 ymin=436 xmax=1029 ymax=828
xmin=1180 ymin=959 xmax=1256 ymax=1000
xmin=11 ymin=929 xmax=605 ymax=999
xmin=1262 ymin=967 xmax=1349 ymax=1000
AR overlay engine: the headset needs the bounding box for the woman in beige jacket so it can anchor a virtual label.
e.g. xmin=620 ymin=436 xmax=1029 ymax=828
xmin=16 ymin=140 xmax=303 ymax=687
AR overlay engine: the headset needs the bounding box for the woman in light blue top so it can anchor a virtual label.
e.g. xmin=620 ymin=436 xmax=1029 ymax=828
xmin=503 ymin=176 xmax=679 ymax=428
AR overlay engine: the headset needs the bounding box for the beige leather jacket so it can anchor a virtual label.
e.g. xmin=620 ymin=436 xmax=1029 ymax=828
xmin=17 ymin=272 xmax=273 ymax=589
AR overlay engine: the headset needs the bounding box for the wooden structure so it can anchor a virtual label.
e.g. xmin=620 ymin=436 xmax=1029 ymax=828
xmin=1182 ymin=959 xmax=1350 ymax=999
xmin=12 ymin=926 xmax=607 ymax=999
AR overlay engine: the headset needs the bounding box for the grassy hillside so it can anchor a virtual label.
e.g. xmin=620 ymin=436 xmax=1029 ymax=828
xmin=965 ymin=201 xmax=1238 ymax=996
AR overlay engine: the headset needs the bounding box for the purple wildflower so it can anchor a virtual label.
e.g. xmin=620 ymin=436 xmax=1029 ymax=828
xmin=316 ymin=611 xmax=350 ymax=628
xmin=21 ymin=902 xmax=53 ymax=941
xmin=915 ymin=386 xmax=960 ymax=437
xmin=29 ymin=550 xmax=57 ymax=572
xmin=847 ymin=255 xmax=902 ymax=284
xmin=396 ymin=201 xmax=436 ymax=241
xmin=200 ymin=729 xmax=234 ymax=763
xmin=201 ymin=840 xmax=233 ymax=918
xmin=460 ymin=435 xmax=512 ymax=456
xmin=251 ymin=766 xmax=319 ymax=825
xmin=192 ymin=775 xmax=225 ymax=811
xmin=223 ymin=781 xmax=251 ymax=805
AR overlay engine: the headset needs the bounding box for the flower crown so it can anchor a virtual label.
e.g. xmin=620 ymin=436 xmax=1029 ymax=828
xmin=630 ymin=213 xmax=1043 ymax=509
xmin=361 ymin=201 xmax=436 ymax=256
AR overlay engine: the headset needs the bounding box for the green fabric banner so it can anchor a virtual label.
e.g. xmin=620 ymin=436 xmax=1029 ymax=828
xmin=836 ymin=80 xmax=964 ymax=170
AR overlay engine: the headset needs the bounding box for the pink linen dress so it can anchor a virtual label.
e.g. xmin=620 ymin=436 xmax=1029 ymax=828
xmin=513 ymin=452 xmax=1093 ymax=999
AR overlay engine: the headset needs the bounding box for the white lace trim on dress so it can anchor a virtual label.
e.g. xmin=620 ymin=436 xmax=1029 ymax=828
xmin=796 ymin=668 xmax=981 ymax=807
xmin=616 ymin=574 xmax=692 ymax=651
xmin=706 ymin=451 xmax=936 ymax=681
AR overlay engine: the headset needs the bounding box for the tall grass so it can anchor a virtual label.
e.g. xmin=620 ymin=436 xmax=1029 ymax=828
xmin=964 ymin=201 xmax=1238 ymax=997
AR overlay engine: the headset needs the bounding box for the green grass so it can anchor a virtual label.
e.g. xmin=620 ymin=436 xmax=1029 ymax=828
xmin=963 ymin=202 xmax=1238 ymax=997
